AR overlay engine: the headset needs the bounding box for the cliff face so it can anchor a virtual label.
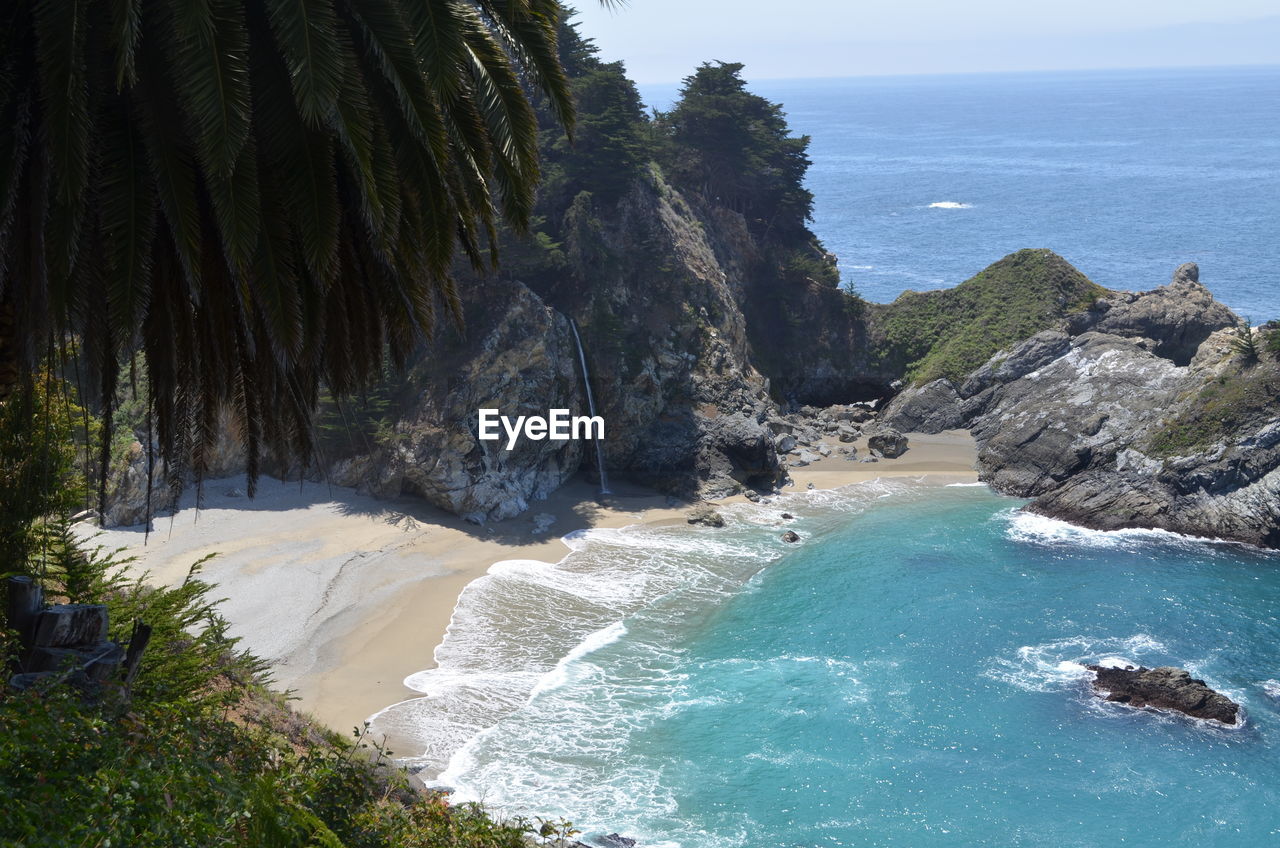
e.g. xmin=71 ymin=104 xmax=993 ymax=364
xmin=883 ymin=263 xmax=1280 ymax=547
xmin=523 ymin=168 xmax=787 ymax=498
xmin=328 ymin=277 xmax=583 ymax=524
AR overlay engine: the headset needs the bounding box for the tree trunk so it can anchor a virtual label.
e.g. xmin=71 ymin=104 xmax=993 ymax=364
xmin=0 ymin=298 xmax=17 ymax=402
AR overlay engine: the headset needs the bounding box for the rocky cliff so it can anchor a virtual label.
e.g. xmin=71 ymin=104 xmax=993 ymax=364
xmin=882 ymin=262 xmax=1280 ymax=547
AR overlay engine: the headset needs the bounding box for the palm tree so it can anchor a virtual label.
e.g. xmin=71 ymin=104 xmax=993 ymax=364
xmin=0 ymin=0 xmax=578 ymax=501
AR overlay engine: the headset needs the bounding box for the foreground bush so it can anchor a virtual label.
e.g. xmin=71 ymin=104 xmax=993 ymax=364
xmin=0 ymin=530 xmax=528 ymax=848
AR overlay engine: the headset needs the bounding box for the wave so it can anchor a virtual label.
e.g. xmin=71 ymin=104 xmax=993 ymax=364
xmin=529 ymin=621 xmax=627 ymax=698
xmin=986 ymin=634 xmax=1248 ymax=732
xmin=985 ymin=633 xmax=1168 ymax=693
xmin=1002 ymin=510 xmax=1233 ymax=552
xmin=369 ymin=476 xmax=941 ymax=848
xmin=927 ymin=201 xmax=972 ymax=209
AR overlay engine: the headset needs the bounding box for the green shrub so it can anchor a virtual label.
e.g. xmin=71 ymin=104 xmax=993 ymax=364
xmin=870 ymin=249 xmax=1105 ymax=384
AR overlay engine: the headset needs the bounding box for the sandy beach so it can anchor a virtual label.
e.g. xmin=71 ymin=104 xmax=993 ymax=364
xmin=89 ymin=429 xmax=977 ymax=736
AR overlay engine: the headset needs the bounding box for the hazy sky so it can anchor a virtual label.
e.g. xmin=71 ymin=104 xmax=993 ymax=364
xmin=570 ymin=1 xmax=1280 ymax=82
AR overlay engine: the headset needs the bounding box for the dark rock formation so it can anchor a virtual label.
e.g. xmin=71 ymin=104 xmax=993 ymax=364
xmin=597 ymin=835 xmax=638 ymax=848
xmin=1087 ymin=664 xmax=1240 ymax=725
xmin=331 ymin=276 xmax=583 ymax=524
xmin=781 ymin=530 xmax=800 ymax=543
xmin=687 ymin=506 xmax=726 ymax=527
xmin=1069 ymin=263 xmax=1237 ymax=365
xmin=881 ymin=262 xmax=1280 ymax=547
xmin=868 ymin=429 xmax=909 ymax=459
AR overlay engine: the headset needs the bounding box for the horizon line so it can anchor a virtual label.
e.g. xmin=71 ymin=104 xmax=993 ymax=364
xmin=630 ymin=61 xmax=1280 ymax=89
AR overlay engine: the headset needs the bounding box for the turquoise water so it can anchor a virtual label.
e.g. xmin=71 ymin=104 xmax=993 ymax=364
xmin=404 ymin=483 xmax=1280 ymax=847
xmin=642 ymin=66 xmax=1280 ymax=319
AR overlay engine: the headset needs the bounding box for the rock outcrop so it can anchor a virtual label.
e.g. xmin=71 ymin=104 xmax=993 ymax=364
xmin=330 ymin=276 xmax=583 ymax=524
xmin=882 ymin=263 xmax=1280 ymax=547
xmin=517 ymin=170 xmax=789 ymax=500
xmin=1087 ymin=664 xmax=1240 ymax=725
xmin=103 ymin=410 xmax=247 ymax=527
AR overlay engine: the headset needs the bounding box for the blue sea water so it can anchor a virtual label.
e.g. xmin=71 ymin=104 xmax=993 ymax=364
xmin=376 ymin=483 xmax=1280 ymax=847
xmin=642 ymin=66 xmax=1280 ymax=319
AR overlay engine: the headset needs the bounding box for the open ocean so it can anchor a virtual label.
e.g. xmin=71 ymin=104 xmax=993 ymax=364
xmin=644 ymin=66 xmax=1280 ymax=319
xmin=371 ymin=68 xmax=1280 ymax=846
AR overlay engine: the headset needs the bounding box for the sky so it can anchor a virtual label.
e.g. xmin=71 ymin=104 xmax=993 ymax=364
xmin=570 ymin=1 xmax=1280 ymax=83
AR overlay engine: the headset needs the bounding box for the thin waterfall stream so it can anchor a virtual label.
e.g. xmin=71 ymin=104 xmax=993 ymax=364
xmin=568 ymin=319 xmax=611 ymax=495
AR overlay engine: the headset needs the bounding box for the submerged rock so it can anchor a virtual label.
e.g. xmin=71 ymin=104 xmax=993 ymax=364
xmin=781 ymin=530 xmax=800 ymax=543
xmin=1086 ymin=664 xmax=1240 ymax=725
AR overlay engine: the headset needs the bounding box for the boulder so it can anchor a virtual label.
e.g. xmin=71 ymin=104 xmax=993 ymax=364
xmin=880 ymin=379 xmax=963 ymax=434
xmin=687 ymin=506 xmax=726 ymax=528
xmin=781 ymin=530 xmax=800 ymax=543
xmin=1087 ymin=665 xmax=1239 ymax=725
xmin=330 ymin=277 xmax=583 ymax=524
xmin=867 ymin=429 xmax=909 ymax=459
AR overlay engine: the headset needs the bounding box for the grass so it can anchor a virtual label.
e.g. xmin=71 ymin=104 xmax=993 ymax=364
xmin=869 ymin=249 xmax=1106 ymax=385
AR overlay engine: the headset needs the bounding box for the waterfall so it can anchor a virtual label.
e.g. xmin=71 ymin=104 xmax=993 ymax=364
xmin=568 ymin=319 xmax=611 ymax=495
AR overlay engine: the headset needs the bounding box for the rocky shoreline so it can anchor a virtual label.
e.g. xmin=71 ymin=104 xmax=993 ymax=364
xmin=884 ymin=263 xmax=1280 ymax=548
xmin=101 ymin=209 xmax=1278 ymax=550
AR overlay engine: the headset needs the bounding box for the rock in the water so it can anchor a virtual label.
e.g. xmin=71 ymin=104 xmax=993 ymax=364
xmin=687 ymin=506 xmax=726 ymax=528
xmin=867 ymin=429 xmax=909 ymax=459
xmin=1086 ymin=664 xmax=1240 ymax=725
xmin=781 ymin=513 xmax=794 ymax=520
xmin=743 ymin=490 xmax=762 ymax=502
xmin=598 ymin=835 xmax=638 ymax=848
xmin=781 ymin=530 xmax=800 ymax=543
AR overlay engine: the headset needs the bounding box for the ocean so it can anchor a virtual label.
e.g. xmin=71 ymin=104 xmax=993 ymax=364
xmin=377 ymin=484 xmax=1280 ymax=846
xmin=369 ymin=68 xmax=1280 ymax=846
xmin=643 ymin=66 xmax=1280 ymax=319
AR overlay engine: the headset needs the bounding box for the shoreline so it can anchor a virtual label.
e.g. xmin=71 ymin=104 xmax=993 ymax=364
xmin=90 ymin=429 xmax=977 ymax=739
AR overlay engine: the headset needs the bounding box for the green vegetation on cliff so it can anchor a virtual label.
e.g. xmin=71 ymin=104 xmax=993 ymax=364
xmin=1147 ymin=349 xmax=1280 ymax=457
xmin=870 ymin=249 xmax=1106 ymax=385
